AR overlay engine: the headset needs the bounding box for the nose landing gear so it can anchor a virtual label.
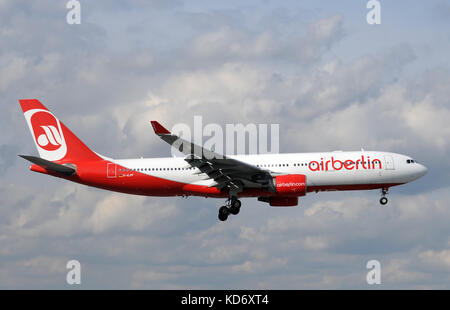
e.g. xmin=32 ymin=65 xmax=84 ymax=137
xmin=379 ymin=187 xmax=388 ymax=205
xmin=218 ymin=198 xmax=241 ymax=221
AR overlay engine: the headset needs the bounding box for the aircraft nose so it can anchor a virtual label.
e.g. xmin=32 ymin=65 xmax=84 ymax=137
xmin=417 ymin=164 xmax=428 ymax=178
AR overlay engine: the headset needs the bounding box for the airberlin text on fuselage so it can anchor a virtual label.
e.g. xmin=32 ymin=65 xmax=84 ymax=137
xmin=309 ymin=155 xmax=382 ymax=172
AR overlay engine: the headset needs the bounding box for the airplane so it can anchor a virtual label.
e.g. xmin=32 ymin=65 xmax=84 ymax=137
xmin=19 ymin=99 xmax=428 ymax=222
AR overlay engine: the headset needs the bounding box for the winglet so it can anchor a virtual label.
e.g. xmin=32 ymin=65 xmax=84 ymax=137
xmin=150 ymin=121 xmax=171 ymax=135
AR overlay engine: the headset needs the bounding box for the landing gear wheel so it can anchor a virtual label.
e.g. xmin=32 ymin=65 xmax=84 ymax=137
xmin=229 ymin=205 xmax=240 ymax=215
xmin=218 ymin=206 xmax=230 ymax=221
xmin=379 ymin=197 xmax=388 ymax=205
xmin=229 ymin=199 xmax=241 ymax=215
xmin=231 ymin=199 xmax=241 ymax=209
xmin=218 ymin=213 xmax=228 ymax=221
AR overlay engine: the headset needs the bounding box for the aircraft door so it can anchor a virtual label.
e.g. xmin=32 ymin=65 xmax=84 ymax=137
xmin=384 ymin=155 xmax=395 ymax=170
xmin=107 ymin=163 xmax=117 ymax=178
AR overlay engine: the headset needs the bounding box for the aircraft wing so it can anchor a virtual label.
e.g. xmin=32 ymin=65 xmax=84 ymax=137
xmin=150 ymin=121 xmax=274 ymax=192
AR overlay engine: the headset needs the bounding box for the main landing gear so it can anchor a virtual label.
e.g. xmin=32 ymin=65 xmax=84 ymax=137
xmin=218 ymin=198 xmax=242 ymax=222
xmin=379 ymin=187 xmax=388 ymax=206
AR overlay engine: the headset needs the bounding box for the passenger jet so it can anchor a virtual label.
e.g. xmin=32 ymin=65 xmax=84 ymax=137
xmin=19 ymin=99 xmax=427 ymax=221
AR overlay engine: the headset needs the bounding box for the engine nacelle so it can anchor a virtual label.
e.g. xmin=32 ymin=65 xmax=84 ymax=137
xmin=257 ymin=196 xmax=298 ymax=207
xmin=274 ymin=174 xmax=307 ymax=196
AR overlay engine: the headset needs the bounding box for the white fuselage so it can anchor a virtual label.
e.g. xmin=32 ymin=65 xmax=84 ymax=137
xmin=112 ymin=151 xmax=427 ymax=190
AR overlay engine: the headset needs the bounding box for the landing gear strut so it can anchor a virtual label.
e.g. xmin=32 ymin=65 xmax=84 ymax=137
xmin=379 ymin=187 xmax=388 ymax=206
xmin=218 ymin=197 xmax=241 ymax=221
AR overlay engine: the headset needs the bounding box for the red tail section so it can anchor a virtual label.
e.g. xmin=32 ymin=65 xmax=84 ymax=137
xmin=19 ymin=99 xmax=101 ymax=163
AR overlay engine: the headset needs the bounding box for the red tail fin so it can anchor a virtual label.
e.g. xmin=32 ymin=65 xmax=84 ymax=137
xmin=19 ymin=99 xmax=101 ymax=163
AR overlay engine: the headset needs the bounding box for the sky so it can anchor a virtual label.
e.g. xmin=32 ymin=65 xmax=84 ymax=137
xmin=1 ymin=0 xmax=450 ymax=289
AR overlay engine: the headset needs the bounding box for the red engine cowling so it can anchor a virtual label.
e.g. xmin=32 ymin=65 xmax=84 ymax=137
xmin=268 ymin=196 xmax=298 ymax=207
xmin=274 ymin=174 xmax=307 ymax=196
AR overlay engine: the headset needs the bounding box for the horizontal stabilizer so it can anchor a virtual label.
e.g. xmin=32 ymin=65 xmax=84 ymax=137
xmin=19 ymin=155 xmax=76 ymax=176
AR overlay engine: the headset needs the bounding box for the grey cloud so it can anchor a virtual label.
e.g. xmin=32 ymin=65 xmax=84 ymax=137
xmin=2 ymin=186 xmax=450 ymax=289
xmin=175 ymin=15 xmax=344 ymax=68
xmin=0 ymin=144 xmax=18 ymax=174
xmin=432 ymin=2 xmax=450 ymax=20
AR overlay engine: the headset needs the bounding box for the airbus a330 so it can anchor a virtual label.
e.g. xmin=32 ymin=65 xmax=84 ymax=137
xmin=19 ymin=99 xmax=427 ymax=221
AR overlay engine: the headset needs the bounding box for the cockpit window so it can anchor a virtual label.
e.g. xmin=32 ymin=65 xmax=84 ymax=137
xmin=406 ymin=159 xmax=416 ymax=164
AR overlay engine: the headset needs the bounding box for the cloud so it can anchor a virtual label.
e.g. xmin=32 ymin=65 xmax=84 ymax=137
xmin=0 ymin=55 xmax=27 ymax=91
xmin=2 ymin=184 xmax=179 ymax=238
xmin=181 ymin=15 xmax=344 ymax=65
xmin=419 ymin=250 xmax=450 ymax=271
xmin=88 ymin=193 xmax=178 ymax=234
xmin=383 ymin=258 xmax=431 ymax=285
xmin=0 ymin=144 xmax=18 ymax=174
xmin=432 ymin=2 xmax=450 ymax=20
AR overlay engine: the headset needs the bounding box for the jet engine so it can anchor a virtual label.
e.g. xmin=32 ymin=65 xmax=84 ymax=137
xmin=273 ymin=174 xmax=307 ymax=196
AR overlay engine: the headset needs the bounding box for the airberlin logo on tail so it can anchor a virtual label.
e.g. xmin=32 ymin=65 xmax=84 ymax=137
xmin=36 ymin=125 xmax=63 ymax=150
xmin=24 ymin=109 xmax=67 ymax=161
